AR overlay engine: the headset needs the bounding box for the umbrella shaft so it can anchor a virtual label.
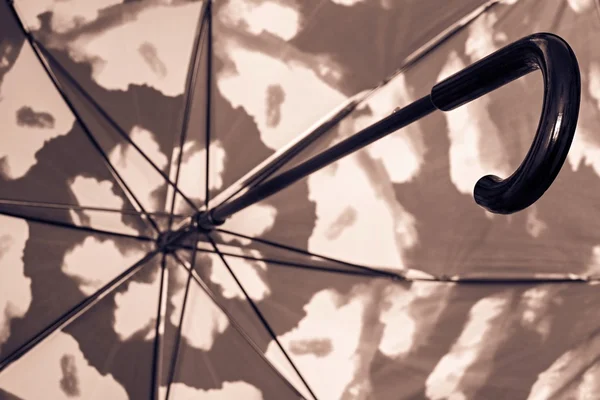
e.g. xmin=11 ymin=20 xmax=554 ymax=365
xmin=206 ymin=94 xmax=436 ymax=226
xmin=208 ymin=99 xmax=359 ymax=210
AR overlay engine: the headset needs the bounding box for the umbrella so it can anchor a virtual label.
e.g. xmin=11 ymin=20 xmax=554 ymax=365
xmin=0 ymin=0 xmax=596 ymax=399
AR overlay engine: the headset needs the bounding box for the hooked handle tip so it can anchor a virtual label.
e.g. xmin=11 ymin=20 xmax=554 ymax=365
xmin=431 ymin=33 xmax=581 ymax=214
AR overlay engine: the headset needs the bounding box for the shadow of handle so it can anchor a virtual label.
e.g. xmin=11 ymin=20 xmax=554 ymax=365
xmin=431 ymin=33 xmax=581 ymax=214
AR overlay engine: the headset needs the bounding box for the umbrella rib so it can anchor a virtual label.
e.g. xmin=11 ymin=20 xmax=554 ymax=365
xmin=150 ymin=255 xmax=170 ymax=400
xmin=193 ymin=246 xmax=392 ymax=278
xmin=203 ymin=248 xmax=600 ymax=284
xmin=164 ymin=239 xmax=200 ymax=400
xmin=29 ymin=41 xmax=160 ymax=234
xmin=160 ymin=7 xmax=211 ymax=391
xmin=0 ymin=208 xmax=155 ymax=242
xmin=410 ymin=276 xmax=600 ymax=285
xmin=216 ymin=228 xmax=400 ymax=279
xmin=211 ymin=232 xmax=600 ymax=284
xmin=170 ymin=252 xmax=307 ymax=399
xmin=204 ymin=0 xmax=213 ymax=208
xmin=0 ymin=198 xmax=186 ymax=219
xmin=8 ymin=1 xmax=161 ymax=235
xmin=206 ymin=234 xmax=320 ymax=400
xmin=184 ymin=237 xmax=600 ymax=285
xmin=31 ymin=40 xmax=200 ymax=215
xmin=168 ymin=1 xmax=210 ymax=229
xmin=0 ymin=250 xmax=160 ymax=372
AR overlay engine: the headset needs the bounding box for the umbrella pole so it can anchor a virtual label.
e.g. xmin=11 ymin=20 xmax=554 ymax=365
xmin=197 ymin=95 xmax=437 ymax=228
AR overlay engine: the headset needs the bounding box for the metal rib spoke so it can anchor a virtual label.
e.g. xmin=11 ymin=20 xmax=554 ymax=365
xmin=0 ymin=208 xmax=155 ymax=242
xmin=0 ymin=198 xmax=186 ymax=219
xmin=168 ymin=0 xmax=211 ymax=230
xmin=32 ymin=40 xmax=200 ymax=215
xmin=150 ymin=255 xmax=169 ymax=400
xmin=204 ymin=0 xmax=213 ymax=208
xmin=216 ymin=229 xmax=400 ymax=279
xmin=164 ymin=235 xmax=199 ymax=400
xmin=206 ymin=234 xmax=319 ymax=400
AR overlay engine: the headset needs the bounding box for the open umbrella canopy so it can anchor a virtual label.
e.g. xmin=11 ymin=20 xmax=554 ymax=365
xmin=0 ymin=0 xmax=598 ymax=399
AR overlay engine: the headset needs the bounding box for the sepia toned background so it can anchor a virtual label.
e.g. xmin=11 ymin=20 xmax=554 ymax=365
xmin=1 ymin=0 xmax=600 ymax=399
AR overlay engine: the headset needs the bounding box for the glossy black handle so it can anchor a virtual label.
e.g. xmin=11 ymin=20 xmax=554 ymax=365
xmin=431 ymin=33 xmax=581 ymax=214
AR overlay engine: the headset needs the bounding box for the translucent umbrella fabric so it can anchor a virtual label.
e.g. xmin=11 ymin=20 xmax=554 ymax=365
xmin=0 ymin=0 xmax=598 ymax=399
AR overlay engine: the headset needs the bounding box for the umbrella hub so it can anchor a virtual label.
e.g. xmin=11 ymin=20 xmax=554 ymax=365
xmin=155 ymin=229 xmax=189 ymax=254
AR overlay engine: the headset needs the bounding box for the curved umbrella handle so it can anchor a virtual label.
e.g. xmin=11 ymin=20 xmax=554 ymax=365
xmin=431 ymin=32 xmax=581 ymax=214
